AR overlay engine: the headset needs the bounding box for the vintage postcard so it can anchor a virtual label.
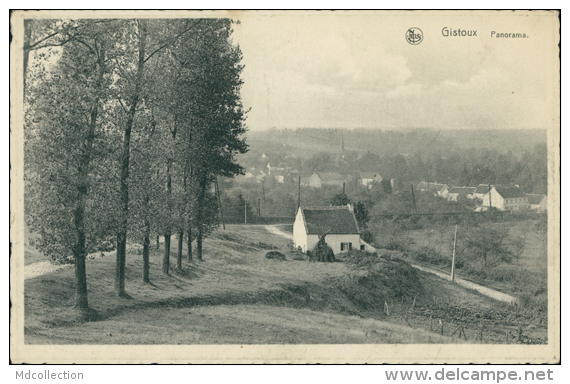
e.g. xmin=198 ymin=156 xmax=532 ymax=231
xmin=10 ymin=10 xmax=560 ymax=363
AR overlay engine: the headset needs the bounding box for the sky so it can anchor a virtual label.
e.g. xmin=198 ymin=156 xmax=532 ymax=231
xmin=231 ymin=11 xmax=559 ymax=131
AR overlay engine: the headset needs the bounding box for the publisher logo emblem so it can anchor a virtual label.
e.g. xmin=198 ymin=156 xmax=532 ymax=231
xmin=406 ymin=27 xmax=423 ymax=45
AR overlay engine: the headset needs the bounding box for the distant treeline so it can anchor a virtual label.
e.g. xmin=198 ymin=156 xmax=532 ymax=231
xmin=238 ymin=128 xmax=547 ymax=195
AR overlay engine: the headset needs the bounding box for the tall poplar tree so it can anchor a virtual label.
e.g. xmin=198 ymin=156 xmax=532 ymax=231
xmin=25 ymin=20 xmax=118 ymax=310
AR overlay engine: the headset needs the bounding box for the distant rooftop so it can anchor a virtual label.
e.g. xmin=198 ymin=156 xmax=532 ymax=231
xmin=448 ymin=186 xmax=476 ymax=194
xmin=474 ymin=184 xmax=490 ymax=194
xmin=495 ymin=186 xmax=526 ymax=199
xmin=526 ymin=194 xmax=546 ymax=204
xmin=417 ymin=182 xmax=448 ymax=192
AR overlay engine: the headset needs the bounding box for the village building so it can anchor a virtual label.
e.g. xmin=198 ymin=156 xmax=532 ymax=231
xmin=526 ymin=194 xmax=547 ymax=212
xmin=293 ymin=205 xmax=372 ymax=254
xmin=481 ymin=185 xmax=529 ymax=211
xmin=318 ymin=172 xmax=349 ymax=187
xmin=416 ymin=181 xmax=449 ymax=196
xmin=271 ymin=169 xmax=292 ymax=183
xmin=473 ymin=184 xmax=490 ymax=200
xmin=255 ymin=170 xmax=267 ymax=182
xmin=359 ymin=172 xmax=382 ymax=188
xmin=299 ymin=172 xmax=322 ymax=188
xmin=298 ymin=172 xmax=349 ymax=188
xmin=444 ymin=186 xmax=477 ymax=201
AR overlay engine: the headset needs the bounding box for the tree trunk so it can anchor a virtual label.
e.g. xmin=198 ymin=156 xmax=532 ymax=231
xmin=196 ymin=229 xmax=203 ymax=261
xmin=142 ymin=193 xmax=151 ymax=283
xmin=176 ymin=230 xmax=183 ymax=269
xmin=162 ymin=161 xmax=172 ymax=274
xmin=187 ymin=225 xmax=192 ymax=261
xmin=23 ymin=20 xmax=32 ymax=94
xmin=72 ymin=39 xmax=106 ymax=309
xmin=163 ymin=233 xmax=171 ymax=274
xmin=195 ymin=173 xmax=207 ymax=261
xmin=73 ymin=197 xmax=89 ymax=310
xmin=115 ymin=20 xmax=147 ymax=296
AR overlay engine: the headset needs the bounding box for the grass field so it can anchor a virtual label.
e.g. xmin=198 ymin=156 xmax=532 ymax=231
xmin=24 ymin=224 xmax=546 ymax=344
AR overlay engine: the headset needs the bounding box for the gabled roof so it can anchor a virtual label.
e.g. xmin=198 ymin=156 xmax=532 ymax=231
xmin=417 ymin=182 xmax=448 ymax=192
xmin=317 ymin=172 xmax=345 ymax=182
xmin=474 ymin=184 xmax=490 ymax=194
xmin=448 ymin=186 xmax=476 ymax=194
xmin=526 ymin=194 xmax=546 ymax=204
xmin=300 ymin=206 xmax=359 ymax=235
xmin=495 ymin=186 xmax=526 ymax=199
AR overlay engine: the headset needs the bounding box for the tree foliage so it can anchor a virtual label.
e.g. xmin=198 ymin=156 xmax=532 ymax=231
xmin=24 ymin=18 xmax=248 ymax=308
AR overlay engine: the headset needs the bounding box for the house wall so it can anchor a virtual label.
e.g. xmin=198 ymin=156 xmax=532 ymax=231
xmin=482 ymin=188 xmax=504 ymax=210
xmin=503 ymin=197 xmax=529 ymax=211
xmin=293 ymin=208 xmax=308 ymax=251
xmin=482 ymin=188 xmax=529 ymax=211
xmin=535 ymin=197 xmax=547 ymax=212
xmin=361 ymin=178 xmax=374 ymax=187
xmin=321 ymin=234 xmax=362 ymax=254
xmin=308 ymin=173 xmax=322 ymax=188
xmin=446 ymin=193 xmax=459 ymax=202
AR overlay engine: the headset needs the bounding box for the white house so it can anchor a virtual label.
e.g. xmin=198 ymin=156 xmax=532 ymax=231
xmin=481 ymin=186 xmax=529 ymax=211
xmin=445 ymin=186 xmax=477 ymax=201
xmin=359 ymin=172 xmax=382 ymax=188
xmin=526 ymin=194 xmax=547 ymax=212
xmin=293 ymin=205 xmax=373 ymax=254
xmin=416 ymin=182 xmax=449 ymax=196
xmin=473 ymin=184 xmax=490 ymax=200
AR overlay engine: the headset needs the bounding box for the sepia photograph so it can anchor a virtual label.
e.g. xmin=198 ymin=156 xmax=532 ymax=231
xmin=10 ymin=9 xmax=560 ymax=364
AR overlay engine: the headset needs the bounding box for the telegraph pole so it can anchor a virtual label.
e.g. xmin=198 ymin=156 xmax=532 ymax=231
xmin=261 ymin=179 xmax=266 ymax=203
xmin=451 ymin=224 xmax=458 ymax=281
xmin=411 ymin=185 xmax=418 ymax=215
xmin=488 ymin=183 xmax=492 ymax=211
xmin=297 ymin=176 xmax=301 ymax=212
xmin=244 ymin=199 xmax=247 ymax=224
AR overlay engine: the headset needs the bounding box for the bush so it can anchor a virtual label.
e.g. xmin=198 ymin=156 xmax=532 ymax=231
xmin=265 ymin=251 xmax=286 ymax=261
xmin=360 ymin=230 xmax=374 ymax=244
xmin=411 ymin=246 xmax=451 ymax=268
xmin=341 ymin=251 xmax=423 ymax=300
xmin=383 ymin=239 xmax=409 ymax=252
xmin=310 ymin=240 xmax=335 ymax=262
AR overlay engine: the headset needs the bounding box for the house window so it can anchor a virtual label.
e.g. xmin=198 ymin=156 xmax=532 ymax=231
xmin=360 ymin=245 xmax=365 ymax=251
xmin=341 ymin=242 xmax=352 ymax=251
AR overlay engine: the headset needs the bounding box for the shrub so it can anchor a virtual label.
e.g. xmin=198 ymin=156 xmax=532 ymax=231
xmin=410 ymin=246 xmax=451 ymax=268
xmin=309 ymin=236 xmax=336 ymax=262
xmin=265 ymin=251 xmax=286 ymax=261
xmin=360 ymin=230 xmax=374 ymax=244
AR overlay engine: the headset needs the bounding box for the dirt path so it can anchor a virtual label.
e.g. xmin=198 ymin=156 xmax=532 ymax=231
xmin=264 ymin=225 xmax=293 ymax=240
xmin=411 ymin=264 xmax=517 ymax=304
xmin=25 ymin=261 xmax=72 ymax=280
xmin=265 ymin=225 xmax=517 ymax=304
xmin=25 ymin=252 xmax=111 ymax=280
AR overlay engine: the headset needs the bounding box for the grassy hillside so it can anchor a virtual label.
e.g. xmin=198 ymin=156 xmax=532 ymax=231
xmin=24 ymin=225 xmax=545 ymax=344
